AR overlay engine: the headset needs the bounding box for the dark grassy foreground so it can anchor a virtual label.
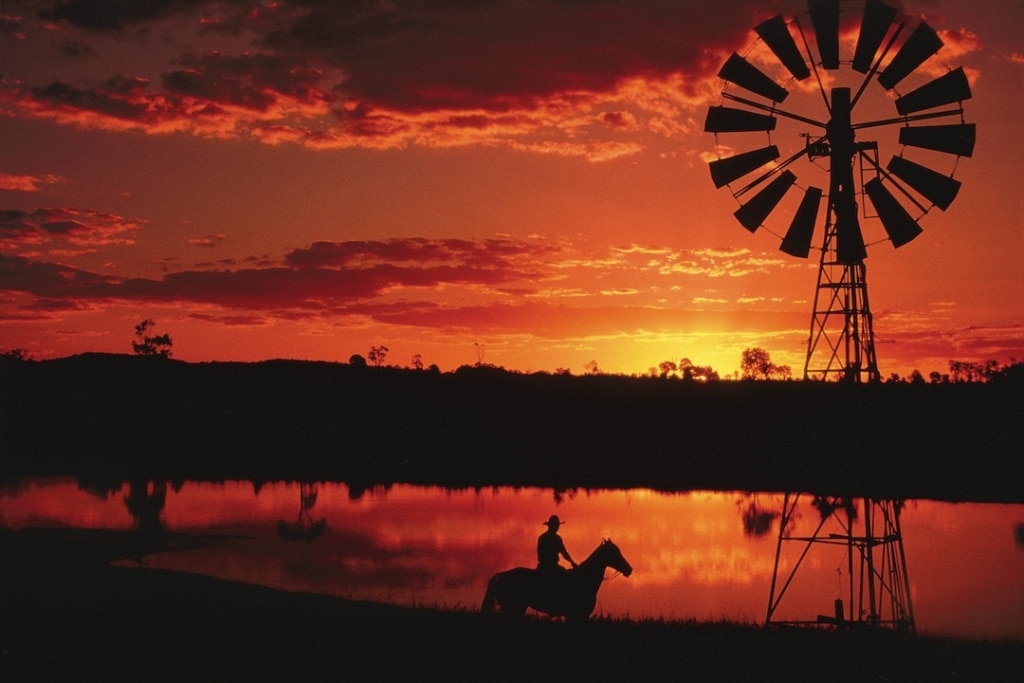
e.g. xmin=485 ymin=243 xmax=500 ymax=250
xmin=2 ymin=528 xmax=1021 ymax=682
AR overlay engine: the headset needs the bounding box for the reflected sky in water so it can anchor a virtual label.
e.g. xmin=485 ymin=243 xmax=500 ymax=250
xmin=2 ymin=479 xmax=1021 ymax=641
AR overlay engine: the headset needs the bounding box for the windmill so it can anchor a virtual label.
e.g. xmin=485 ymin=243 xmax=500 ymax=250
xmin=705 ymin=0 xmax=973 ymax=383
xmin=704 ymin=0 xmax=974 ymax=630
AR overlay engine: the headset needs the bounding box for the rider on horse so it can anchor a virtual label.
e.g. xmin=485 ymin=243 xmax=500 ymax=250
xmin=537 ymin=515 xmax=578 ymax=573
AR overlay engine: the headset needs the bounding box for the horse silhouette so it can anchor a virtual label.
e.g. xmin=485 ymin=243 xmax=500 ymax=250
xmin=481 ymin=539 xmax=632 ymax=622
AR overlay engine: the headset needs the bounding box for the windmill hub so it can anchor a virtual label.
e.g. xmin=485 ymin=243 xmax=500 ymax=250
xmin=826 ymin=87 xmax=856 ymax=161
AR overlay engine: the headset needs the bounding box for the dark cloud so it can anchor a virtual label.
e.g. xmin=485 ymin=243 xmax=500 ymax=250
xmin=31 ymin=78 xmax=152 ymax=122
xmin=43 ymin=0 xmax=214 ymax=31
xmin=162 ymin=51 xmax=331 ymax=111
xmin=37 ymin=0 xmax=760 ymax=112
xmin=11 ymin=1 xmax=787 ymax=155
xmin=0 ymin=256 xmax=121 ymax=299
xmin=285 ymin=237 xmax=559 ymax=270
xmin=258 ymin=0 xmax=758 ymax=110
xmin=0 ymin=207 xmax=142 ymax=250
xmin=54 ymin=40 xmax=99 ymax=59
xmin=0 ymin=236 xmax=554 ymax=312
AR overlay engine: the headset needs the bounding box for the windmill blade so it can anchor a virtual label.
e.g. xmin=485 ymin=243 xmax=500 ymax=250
xmin=755 ymin=15 xmax=811 ymax=80
xmin=709 ymin=145 xmax=780 ymax=188
xmin=704 ymin=106 xmax=778 ymax=133
xmin=835 ymin=209 xmax=868 ymax=264
xmin=886 ymin=156 xmax=962 ymax=210
xmin=780 ymin=186 xmax=823 ymax=257
xmin=899 ymin=123 xmax=976 ymax=157
xmin=878 ymin=21 xmax=943 ymax=90
xmin=853 ymin=0 xmax=898 ymax=73
xmin=895 ymin=67 xmax=971 ymax=115
xmin=808 ymin=0 xmax=840 ymax=69
xmin=864 ymin=178 xmax=924 ymax=247
xmin=734 ymin=170 xmax=797 ymax=232
xmin=718 ymin=53 xmax=790 ymax=102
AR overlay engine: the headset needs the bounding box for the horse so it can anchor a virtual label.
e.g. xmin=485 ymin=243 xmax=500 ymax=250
xmin=481 ymin=539 xmax=632 ymax=622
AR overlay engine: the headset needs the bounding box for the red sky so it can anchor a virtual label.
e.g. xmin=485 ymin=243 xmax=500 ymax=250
xmin=1 ymin=0 xmax=1021 ymax=377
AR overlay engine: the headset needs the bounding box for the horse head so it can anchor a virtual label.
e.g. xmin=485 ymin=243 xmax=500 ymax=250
xmin=599 ymin=538 xmax=633 ymax=577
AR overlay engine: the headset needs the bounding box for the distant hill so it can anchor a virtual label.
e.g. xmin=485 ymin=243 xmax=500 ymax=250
xmin=2 ymin=354 xmax=1021 ymax=502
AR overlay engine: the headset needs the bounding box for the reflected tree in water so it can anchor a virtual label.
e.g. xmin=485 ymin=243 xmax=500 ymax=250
xmin=812 ymin=495 xmax=858 ymax=523
xmin=277 ymin=482 xmax=327 ymax=542
xmin=124 ymin=480 xmax=168 ymax=533
xmin=738 ymin=495 xmax=779 ymax=537
xmin=552 ymin=488 xmax=578 ymax=505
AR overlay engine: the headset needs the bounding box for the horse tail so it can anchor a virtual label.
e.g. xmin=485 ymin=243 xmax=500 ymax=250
xmin=481 ymin=575 xmax=499 ymax=613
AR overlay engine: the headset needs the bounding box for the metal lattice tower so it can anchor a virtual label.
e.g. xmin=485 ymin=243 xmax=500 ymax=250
xmin=704 ymin=0 xmax=974 ymax=383
xmin=766 ymin=494 xmax=915 ymax=632
xmin=704 ymin=0 xmax=975 ymax=630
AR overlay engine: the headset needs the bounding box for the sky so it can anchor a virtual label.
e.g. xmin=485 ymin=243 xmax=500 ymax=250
xmin=1 ymin=0 xmax=1021 ymax=378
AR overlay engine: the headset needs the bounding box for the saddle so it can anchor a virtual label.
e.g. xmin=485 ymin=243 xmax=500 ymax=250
xmin=533 ymin=565 xmax=574 ymax=604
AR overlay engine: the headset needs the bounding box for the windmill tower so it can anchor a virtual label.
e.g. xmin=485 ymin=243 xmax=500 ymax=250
xmin=705 ymin=0 xmax=973 ymax=382
xmin=704 ymin=0 xmax=974 ymax=629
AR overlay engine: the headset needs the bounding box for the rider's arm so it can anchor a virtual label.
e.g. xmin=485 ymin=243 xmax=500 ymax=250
xmin=559 ymin=540 xmax=578 ymax=568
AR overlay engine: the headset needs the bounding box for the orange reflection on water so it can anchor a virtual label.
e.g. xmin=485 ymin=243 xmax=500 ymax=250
xmin=1 ymin=479 xmax=1021 ymax=641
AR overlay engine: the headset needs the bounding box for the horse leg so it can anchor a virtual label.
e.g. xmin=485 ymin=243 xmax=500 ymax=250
xmin=481 ymin=586 xmax=497 ymax=613
xmin=482 ymin=575 xmax=505 ymax=614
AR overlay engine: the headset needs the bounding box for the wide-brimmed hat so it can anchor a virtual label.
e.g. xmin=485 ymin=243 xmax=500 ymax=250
xmin=543 ymin=515 xmax=564 ymax=527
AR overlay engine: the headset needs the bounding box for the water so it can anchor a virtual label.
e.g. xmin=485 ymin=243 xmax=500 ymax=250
xmin=2 ymin=479 xmax=1021 ymax=641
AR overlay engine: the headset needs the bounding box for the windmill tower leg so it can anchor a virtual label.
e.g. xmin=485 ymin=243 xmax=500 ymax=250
xmin=803 ymin=227 xmax=879 ymax=382
xmin=766 ymin=494 xmax=915 ymax=633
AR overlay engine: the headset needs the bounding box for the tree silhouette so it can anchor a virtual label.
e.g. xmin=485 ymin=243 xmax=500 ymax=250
xmin=740 ymin=347 xmax=790 ymax=380
xmin=132 ymin=319 xmax=173 ymax=357
xmin=368 ymin=345 xmax=389 ymax=367
xmin=1 ymin=348 xmax=29 ymax=361
xmin=680 ymin=358 xmax=720 ymax=382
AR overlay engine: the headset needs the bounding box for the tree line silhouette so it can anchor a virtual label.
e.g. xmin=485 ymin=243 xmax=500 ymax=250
xmin=1 ymin=350 xmax=1020 ymax=502
xmin=2 ymin=316 xmax=1017 ymax=384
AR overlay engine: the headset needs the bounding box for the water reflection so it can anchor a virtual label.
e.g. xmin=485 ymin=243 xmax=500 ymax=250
xmin=124 ymin=479 xmax=168 ymax=533
xmin=1 ymin=479 xmax=1021 ymax=641
xmin=277 ymin=483 xmax=327 ymax=542
xmin=739 ymin=496 xmax=778 ymax=538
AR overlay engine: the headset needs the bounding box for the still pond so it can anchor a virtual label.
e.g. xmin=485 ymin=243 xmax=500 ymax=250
xmin=1 ymin=479 xmax=1021 ymax=641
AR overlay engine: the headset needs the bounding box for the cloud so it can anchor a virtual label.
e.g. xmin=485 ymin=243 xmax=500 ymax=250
xmin=0 ymin=236 xmax=562 ymax=312
xmin=0 ymin=173 xmax=61 ymax=192
xmin=9 ymin=1 xmax=766 ymax=159
xmin=0 ymin=207 xmax=142 ymax=254
xmin=189 ymin=234 xmax=226 ymax=248
xmin=41 ymin=0 xmax=213 ymax=32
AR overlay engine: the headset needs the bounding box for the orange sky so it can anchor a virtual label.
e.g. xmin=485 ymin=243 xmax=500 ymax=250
xmin=1 ymin=0 xmax=1021 ymax=377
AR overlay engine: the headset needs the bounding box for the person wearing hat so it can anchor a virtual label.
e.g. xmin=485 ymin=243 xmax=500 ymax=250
xmin=537 ymin=515 xmax=578 ymax=572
